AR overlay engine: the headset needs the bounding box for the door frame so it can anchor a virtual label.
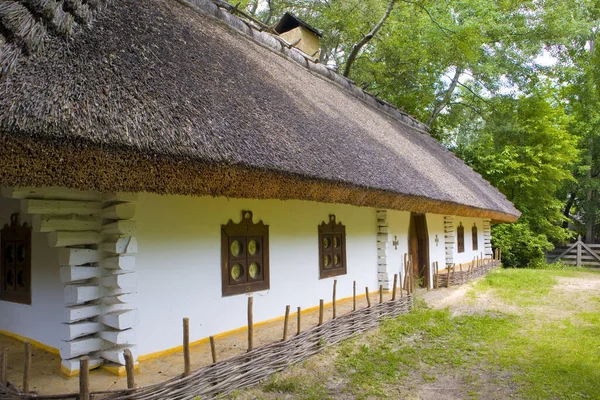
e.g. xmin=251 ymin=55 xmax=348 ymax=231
xmin=408 ymin=213 xmax=430 ymax=288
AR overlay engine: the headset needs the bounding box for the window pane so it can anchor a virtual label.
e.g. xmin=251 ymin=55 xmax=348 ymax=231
xmin=230 ymin=239 xmax=243 ymax=257
xmin=323 ymin=236 xmax=331 ymax=249
xmin=323 ymin=254 xmax=332 ymax=269
xmin=230 ymin=263 xmax=245 ymax=282
xmin=248 ymin=239 xmax=259 ymax=256
xmin=249 ymin=261 xmax=261 ymax=280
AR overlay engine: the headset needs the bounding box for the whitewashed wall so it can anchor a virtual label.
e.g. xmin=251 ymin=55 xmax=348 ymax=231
xmin=452 ymin=217 xmax=486 ymax=265
xmin=135 ymin=194 xmax=380 ymax=356
xmin=0 ymin=195 xmax=63 ymax=350
xmin=386 ymin=210 xmax=410 ymax=283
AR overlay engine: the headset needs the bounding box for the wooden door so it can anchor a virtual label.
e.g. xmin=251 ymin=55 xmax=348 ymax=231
xmin=408 ymin=213 xmax=429 ymax=288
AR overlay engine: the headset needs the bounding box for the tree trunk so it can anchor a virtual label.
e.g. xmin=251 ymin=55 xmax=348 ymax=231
xmin=426 ymin=66 xmax=463 ymax=126
xmin=342 ymin=0 xmax=397 ymax=77
xmin=562 ymin=191 xmax=576 ymax=229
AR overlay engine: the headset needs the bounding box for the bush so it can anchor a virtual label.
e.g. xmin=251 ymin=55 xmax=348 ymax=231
xmin=492 ymin=222 xmax=554 ymax=267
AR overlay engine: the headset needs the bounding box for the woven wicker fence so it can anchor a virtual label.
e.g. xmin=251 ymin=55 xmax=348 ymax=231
xmin=435 ymin=260 xmax=500 ymax=287
xmin=1 ymin=295 xmax=413 ymax=400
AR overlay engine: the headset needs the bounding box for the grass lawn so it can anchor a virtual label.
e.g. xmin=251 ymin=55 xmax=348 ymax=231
xmin=230 ymin=267 xmax=600 ymax=399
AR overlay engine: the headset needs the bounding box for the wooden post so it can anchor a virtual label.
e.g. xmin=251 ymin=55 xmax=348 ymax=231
xmin=0 ymin=347 xmax=7 ymax=386
xmin=577 ymin=238 xmax=582 ymax=267
xmin=318 ymin=299 xmax=324 ymax=326
xmin=494 ymin=248 xmax=498 ymax=261
xmin=353 ymin=281 xmax=357 ymax=311
xmin=392 ymin=274 xmax=398 ymax=300
xmin=282 ymin=305 xmax=290 ymax=341
xmin=434 ymin=262 xmax=439 ymax=289
xmin=403 ymin=253 xmax=409 ymax=291
xmin=379 ymin=285 xmax=383 ymax=304
xmin=124 ymin=349 xmax=135 ymax=389
xmin=79 ymin=356 xmax=89 ymax=400
xmin=459 ymin=263 xmax=463 ymax=272
xmin=247 ymin=297 xmax=254 ymax=352
xmin=296 ymin=307 xmax=301 ymax=335
xmin=499 ymin=248 xmax=502 ymax=262
xmin=447 ymin=264 xmax=451 ymax=288
xmin=209 ymin=336 xmax=217 ymax=364
xmin=365 ymin=287 xmax=371 ymax=308
xmin=332 ymin=279 xmax=337 ymax=319
xmin=23 ymin=341 xmax=31 ymax=393
xmin=409 ymin=255 xmax=414 ymax=294
xmin=183 ymin=317 xmax=191 ymax=376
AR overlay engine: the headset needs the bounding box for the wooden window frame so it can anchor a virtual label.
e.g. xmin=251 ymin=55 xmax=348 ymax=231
xmin=221 ymin=210 xmax=270 ymax=297
xmin=1 ymin=213 xmax=32 ymax=305
xmin=472 ymin=224 xmax=478 ymax=251
xmin=318 ymin=214 xmax=347 ymax=279
xmin=457 ymin=222 xmax=465 ymax=254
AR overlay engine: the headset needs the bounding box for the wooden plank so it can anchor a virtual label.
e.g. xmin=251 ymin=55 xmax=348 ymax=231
xmin=22 ymin=199 xmax=101 ymax=216
xmin=100 ymin=309 xmax=139 ymax=330
xmin=2 ymin=187 xmax=101 ymax=201
xmin=32 ymin=215 xmax=101 ymax=233
xmin=62 ymin=322 xmax=104 ymax=341
xmin=101 ymin=204 xmax=135 ymax=220
xmin=100 ymin=255 xmax=136 ymax=271
xmin=60 ymin=337 xmax=104 ymax=359
xmin=102 ymin=193 xmax=138 ymax=202
xmin=101 ymin=273 xmax=137 ymax=289
xmin=64 ymin=304 xmax=103 ymax=323
xmin=100 ymin=346 xmax=138 ymax=365
xmin=49 ymin=231 xmax=102 ymax=247
xmin=64 ymin=285 xmax=102 ymax=305
xmin=58 ymin=248 xmax=102 ymax=265
xmin=99 ymin=329 xmax=136 ymax=345
xmin=102 ymin=220 xmax=136 ymax=235
xmin=100 ymin=237 xmax=138 ymax=254
xmin=60 ymin=266 xmax=101 ymax=283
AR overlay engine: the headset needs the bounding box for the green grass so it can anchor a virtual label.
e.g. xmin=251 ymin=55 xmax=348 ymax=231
xmin=239 ymin=268 xmax=600 ymax=399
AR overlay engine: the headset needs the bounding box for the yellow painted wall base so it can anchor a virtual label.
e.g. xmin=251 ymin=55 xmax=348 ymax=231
xmin=137 ymin=290 xmax=385 ymax=362
xmin=0 ymin=329 xmax=59 ymax=355
xmin=60 ymin=362 xmax=140 ymax=378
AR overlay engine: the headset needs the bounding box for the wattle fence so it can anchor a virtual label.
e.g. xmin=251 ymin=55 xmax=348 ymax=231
xmin=0 ymin=295 xmax=413 ymax=400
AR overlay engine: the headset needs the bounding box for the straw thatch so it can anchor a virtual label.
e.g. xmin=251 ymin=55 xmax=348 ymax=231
xmin=0 ymin=0 xmax=520 ymax=222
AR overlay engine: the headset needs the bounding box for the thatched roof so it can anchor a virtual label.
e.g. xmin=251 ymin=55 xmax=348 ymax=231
xmin=0 ymin=0 xmax=520 ymax=223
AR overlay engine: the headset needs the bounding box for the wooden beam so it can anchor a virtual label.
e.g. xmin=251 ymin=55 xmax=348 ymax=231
xmin=99 ymin=329 xmax=136 ymax=345
xmin=64 ymin=304 xmax=103 ymax=323
xmin=22 ymin=199 xmax=101 ymax=216
xmin=100 ymin=309 xmax=139 ymax=330
xmin=102 ymin=220 xmax=136 ymax=235
xmin=100 ymin=255 xmax=136 ymax=271
xmin=32 ymin=215 xmax=101 ymax=232
xmin=62 ymin=322 xmax=104 ymax=341
xmin=101 ymin=203 xmax=135 ymax=220
xmin=100 ymin=237 xmax=138 ymax=254
xmin=2 ymin=186 xmax=101 ymax=201
xmin=101 ymin=273 xmax=137 ymax=289
xmin=60 ymin=337 xmax=104 ymax=359
xmin=48 ymin=231 xmax=102 ymax=247
xmin=64 ymin=285 xmax=102 ymax=305
xmin=58 ymin=248 xmax=102 ymax=265
xmin=60 ymin=266 xmax=101 ymax=283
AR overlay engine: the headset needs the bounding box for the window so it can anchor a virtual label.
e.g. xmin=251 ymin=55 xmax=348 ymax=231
xmin=318 ymin=214 xmax=347 ymax=279
xmin=472 ymin=223 xmax=478 ymax=251
xmin=1 ymin=213 xmax=31 ymax=305
xmin=221 ymin=210 xmax=269 ymax=296
xmin=457 ymin=222 xmax=465 ymax=253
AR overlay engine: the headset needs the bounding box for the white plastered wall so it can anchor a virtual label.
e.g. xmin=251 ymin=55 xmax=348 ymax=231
xmin=134 ymin=193 xmax=379 ymax=356
xmin=0 ymin=195 xmax=63 ymax=350
xmin=452 ymin=217 xmax=486 ymax=265
xmin=385 ymin=210 xmax=410 ymax=284
xmin=425 ymin=213 xmax=446 ymax=287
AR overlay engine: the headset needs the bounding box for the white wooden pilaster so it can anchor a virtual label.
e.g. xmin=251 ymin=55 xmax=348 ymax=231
xmin=444 ymin=216 xmax=455 ymax=268
xmin=376 ymin=210 xmax=390 ymax=290
xmin=483 ymin=219 xmax=492 ymax=259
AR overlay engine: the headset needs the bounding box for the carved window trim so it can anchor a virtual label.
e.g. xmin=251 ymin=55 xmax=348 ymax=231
xmin=1 ymin=213 xmax=32 ymax=305
xmin=318 ymin=215 xmax=347 ymax=279
xmin=457 ymin=222 xmax=465 ymax=253
xmin=472 ymin=224 xmax=478 ymax=251
xmin=221 ymin=210 xmax=270 ymax=297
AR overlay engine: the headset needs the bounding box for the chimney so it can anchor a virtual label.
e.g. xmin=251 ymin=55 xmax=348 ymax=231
xmin=274 ymin=12 xmax=322 ymax=58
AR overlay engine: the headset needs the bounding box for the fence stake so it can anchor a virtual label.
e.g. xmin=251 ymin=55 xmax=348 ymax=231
xmin=247 ymin=297 xmax=254 ymax=352
xmin=379 ymin=285 xmax=383 ymax=304
xmin=296 ymin=307 xmax=301 ymax=335
xmin=447 ymin=264 xmax=451 ymax=288
xmin=1 ymin=347 xmax=7 ymax=386
xmin=392 ymin=274 xmax=398 ymax=301
xmin=365 ymin=287 xmax=371 ymax=308
xmin=183 ymin=318 xmax=191 ymax=376
xmin=353 ymin=281 xmax=356 ymax=311
xmin=283 ymin=305 xmax=290 ymax=341
xmin=332 ymin=279 xmax=337 ymax=319
xmin=124 ymin=349 xmax=135 ymax=389
xmin=318 ymin=299 xmax=324 ymax=326
xmin=79 ymin=356 xmax=89 ymax=400
xmin=210 ymin=336 xmax=217 ymax=364
xmin=23 ymin=341 xmax=31 ymax=393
